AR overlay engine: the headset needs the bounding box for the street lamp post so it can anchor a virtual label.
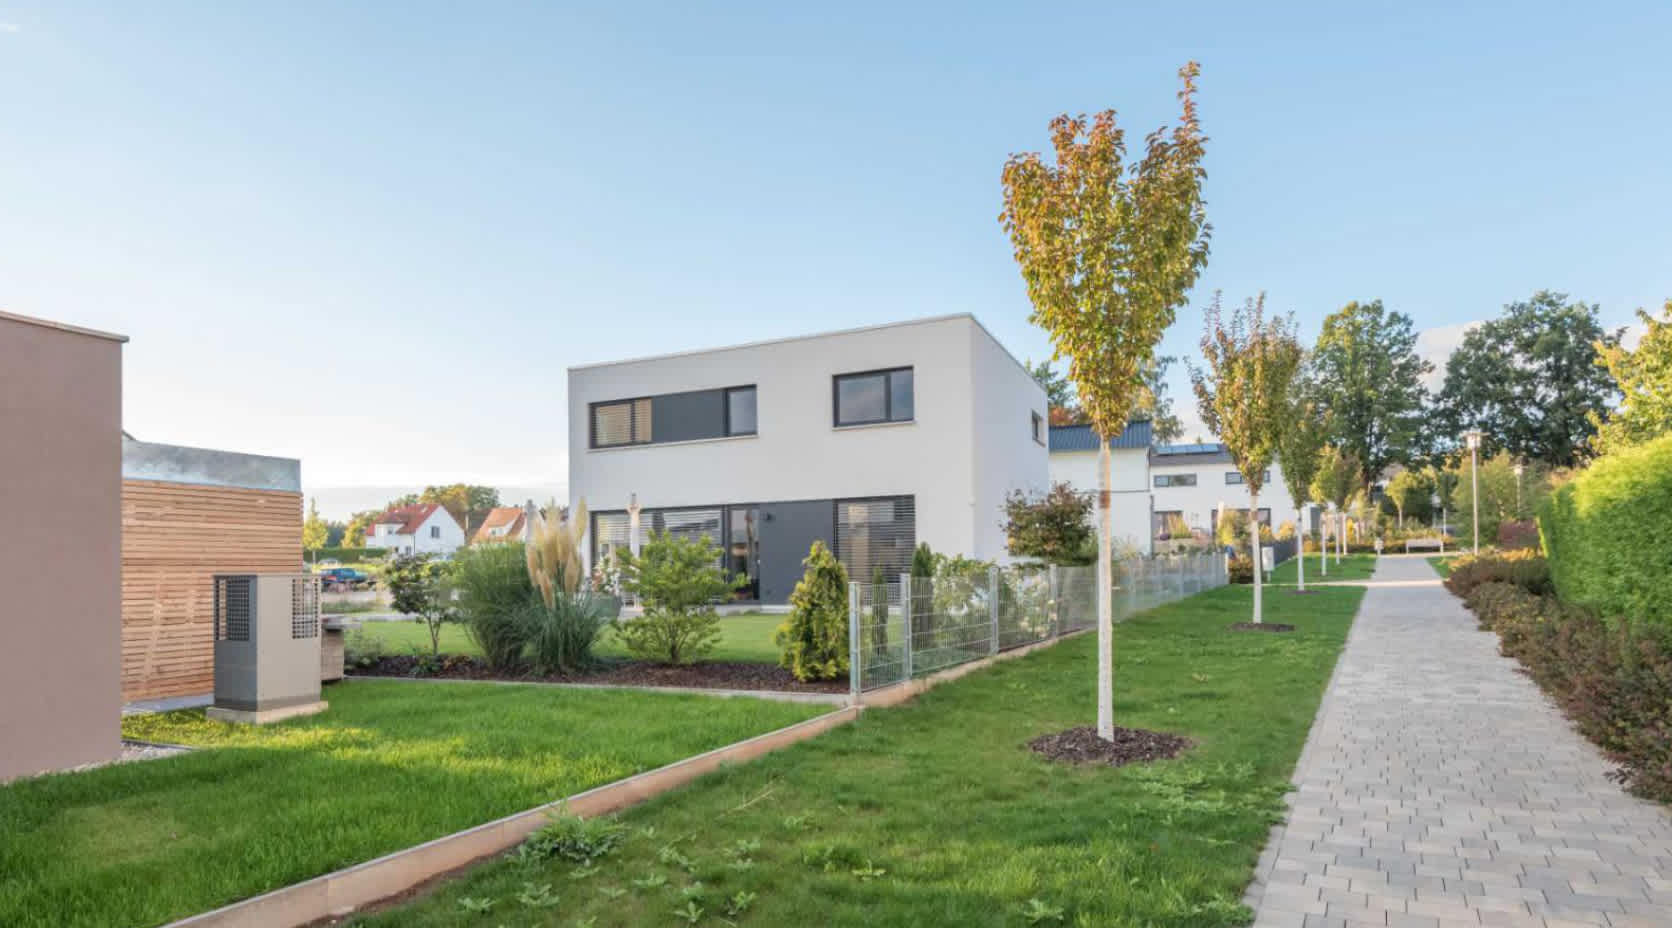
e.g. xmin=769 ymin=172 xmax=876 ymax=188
xmin=1513 ymin=462 xmax=1525 ymax=519
xmin=1464 ymin=430 xmax=1483 ymax=554
xmin=1431 ymin=493 xmax=1443 ymax=552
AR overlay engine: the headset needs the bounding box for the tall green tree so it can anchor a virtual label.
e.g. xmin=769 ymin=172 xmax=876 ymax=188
xmin=1436 ymin=291 xmax=1621 ymax=468
xmin=421 ymin=484 xmax=501 ymax=535
xmin=1310 ymin=445 xmax=1360 ymax=563
xmin=1310 ymin=300 xmax=1430 ymax=489
xmin=1591 ymin=299 xmax=1672 ymax=455
xmin=1001 ymin=62 xmax=1210 ymax=741
xmin=1383 ymin=468 xmax=1434 ymax=530
xmin=301 ymin=497 xmax=328 ymax=553
xmin=342 ymin=510 xmax=378 ymax=550
xmin=1276 ymin=382 xmax=1328 ymax=591
xmin=1189 ymin=293 xmax=1303 ymax=624
xmin=1026 ymin=359 xmax=1083 ymax=424
xmin=1137 ymin=355 xmax=1185 ymax=443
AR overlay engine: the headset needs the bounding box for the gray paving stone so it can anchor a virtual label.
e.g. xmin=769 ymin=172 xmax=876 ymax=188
xmin=1243 ymin=557 xmax=1672 ymax=928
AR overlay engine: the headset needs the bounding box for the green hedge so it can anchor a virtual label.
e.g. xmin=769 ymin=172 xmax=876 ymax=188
xmin=307 ymin=546 xmax=390 ymax=564
xmin=1539 ymin=432 xmax=1672 ymax=627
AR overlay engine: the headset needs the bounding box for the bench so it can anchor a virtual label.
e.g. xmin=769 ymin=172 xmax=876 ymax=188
xmin=1404 ymin=537 xmax=1446 ymax=554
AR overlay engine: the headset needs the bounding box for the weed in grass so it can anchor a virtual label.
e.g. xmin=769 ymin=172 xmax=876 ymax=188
xmin=630 ymin=872 xmax=667 ymax=890
xmin=722 ymin=891 xmax=757 ymax=918
xmin=597 ymin=886 xmax=626 ymax=901
xmin=780 ymin=813 xmax=810 ymax=832
xmin=850 ymin=860 xmax=886 ymax=881
xmin=656 ymin=845 xmax=694 ymax=871
xmin=458 ymin=896 xmax=495 ymax=913
xmin=518 ymin=810 xmax=627 ymax=866
xmin=725 ymin=838 xmax=760 ymax=859
xmin=670 ymin=900 xmax=704 ymax=925
xmin=568 ymin=863 xmax=601 ymax=881
xmin=1021 ymin=898 xmax=1065 ymax=924
xmin=573 ymin=918 xmax=598 ymax=928
xmin=679 ymin=881 xmax=706 ymax=900
xmin=517 ymin=882 xmax=560 ymax=908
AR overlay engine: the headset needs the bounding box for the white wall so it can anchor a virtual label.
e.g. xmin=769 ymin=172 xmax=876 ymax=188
xmin=568 ymin=315 xmax=1045 ymax=566
xmin=1150 ymin=455 xmax=1314 ymax=537
xmin=410 ymin=510 xmax=465 ymax=556
xmin=1047 ymin=447 xmax=1151 ymax=553
xmin=968 ymin=326 xmax=1050 ymax=562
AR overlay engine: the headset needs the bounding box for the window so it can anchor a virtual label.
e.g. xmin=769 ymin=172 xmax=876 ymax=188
xmin=1224 ymin=470 xmax=1271 ymax=485
xmin=591 ymin=397 xmax=653 ymax=447
xmin=834 ymin=367 xmax=913 ymax=427
xmin=1152 ymin=510 xmax=1188 ymax=539
xmin=834 ymin=496 xmax=917 ymax=588
xmin=1031 ymin=411 xmax=1044 ymax=445
xmin=429 ymin=525 xmax=440 ymax=539
xmin=1154 ymin=473 xmax=1198 ymax=488
xmin=726 ymin=386 xmax=757 ymax=436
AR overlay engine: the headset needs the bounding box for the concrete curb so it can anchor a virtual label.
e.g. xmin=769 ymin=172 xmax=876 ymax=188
xmin=339 ymin=673 xmax=849 ymax=705
xmin=161 ymin=706 xmax=859 ymax=928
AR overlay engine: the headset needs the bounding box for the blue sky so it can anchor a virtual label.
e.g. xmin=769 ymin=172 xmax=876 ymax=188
xmin=3 ymin=2 xmax=1668 ymax=516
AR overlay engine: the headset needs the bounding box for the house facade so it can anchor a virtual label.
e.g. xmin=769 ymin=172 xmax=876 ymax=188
xmin=366 ymin=503 xmax=465 ymax=556
xmin=567 ymin=314 xmax=1048 ymax=604
xmin=1049 ymin=427 xmax=1319 ymax=553
xmin=470 ymin=506 xmax=528 ymax=545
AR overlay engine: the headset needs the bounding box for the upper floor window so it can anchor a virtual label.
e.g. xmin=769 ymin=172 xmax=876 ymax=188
xmin=429 ymin=525 xmax=441 ymax=539
xmin=1224 ymin=470 xmax=1270 ymax=485
xmin=1154 ymin=473 xmax=1198 ymax=488
xmin=591 ymin=397 xmax=653 ymax=448
xmin=726 ymin=386 xmax=757 ymax=436
xmin=834 ymin=367 xmax=913 ymax=427
xmin=1031 ymin=411 xmax=1044 ymax=445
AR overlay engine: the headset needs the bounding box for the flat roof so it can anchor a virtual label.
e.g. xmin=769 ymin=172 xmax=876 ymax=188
xmin=568 ymin=312 xmax=1038 ymax=383
xmin=0 ymin=309 xmax=129 ymax=343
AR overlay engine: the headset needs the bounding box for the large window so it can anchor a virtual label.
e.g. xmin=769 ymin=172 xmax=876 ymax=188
xmin=1224 ymin=470 xmax=1270 ymax=485
xmin=834 ymin=496 xmax=917 ymax=589
xmin=591 ymin=505 xmax=760 ymax=602
xmin=834 ymin=367 xmax=913 ymax=427
xmin=726 ymin=386 xmax=757 ymax=436
xmin=590 ymin=397 xmax=652 ymax=448
xmin=1154 ymin=473 xmax=1198 ymax=488
xmin=1152 ymin=510 xmax=1188 ymax=539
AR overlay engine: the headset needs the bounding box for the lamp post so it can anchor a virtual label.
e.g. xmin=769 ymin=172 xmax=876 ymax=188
xmin=1513 ymin=462 xmax=1525 ymax=519
xmin=1464 ymin=430 xmax=1483 ymax=554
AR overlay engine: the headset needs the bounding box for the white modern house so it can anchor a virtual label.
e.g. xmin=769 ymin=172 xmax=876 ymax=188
xmin=567 ymin=314 xmax=1048 ymax=604
xmin=1049 ymin=427 xmax=1319 ymax=553
xmin=365 ymin=503 xmax=466 ymax=557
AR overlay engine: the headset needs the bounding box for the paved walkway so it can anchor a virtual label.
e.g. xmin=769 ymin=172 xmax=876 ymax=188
xmin=1245 ymin=555 xmax=1672 ymax=928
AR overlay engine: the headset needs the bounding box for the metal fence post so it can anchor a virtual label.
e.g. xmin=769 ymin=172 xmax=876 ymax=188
xmin=847 ymin=582 xmax=861 ymax=702
xmin=988 ymin=566 xmax=1000 ymax=655
xmin=1048 ymin=565 xmax=1060 ymax=639
xmin=902 ymin=575 xmax=914 ymax=682
xmin=898 ymin=571 xmax=912 ymax=686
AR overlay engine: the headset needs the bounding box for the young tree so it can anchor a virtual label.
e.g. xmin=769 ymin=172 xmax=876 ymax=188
xmin=301 ymin=498 xmax=328 ymax=554
xmin=615 ymin=531 xmax=742 ymax=664
xmin=342 ymin=510 xmax=378 ymax=550
xmin=1189 ymin=294 xmax=1302 ymax=624
xmin=776 ymin=541 xmax=850 ymax=682
xmin=1276 ymin=390 xmax=1328 ymax=592
xmin=1003 ymin=482 xmax=1095 ymax=565
xmin=1310 ymin=300 xmax=1431 ymax=489
xmin=1311 ymin=445 xmax=1360 ymax=565
xmin=1592 ymin=299 xmax=1672 ymax=455
xmin=1383 ymin=468 xmax=1433 ymax=531
xmin=1000 ymin=63 xmax=1210 ymax=741
xmin=385 ymin=553 xmax=457 ymax=655
xmin=1435 ymin=291 xmax=1621 ymax=468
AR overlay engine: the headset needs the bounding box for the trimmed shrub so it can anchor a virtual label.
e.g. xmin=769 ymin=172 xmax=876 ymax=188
xmin=777 ymin=541 xmax=849 ymax=682
xmin=452 ymin=542 xmax=534 ymax=672
xmin=614 ymin=531 xmax=740 ymax=665
xmin=310 ymin=546 xmax=389 ymax=564
xmin=1441 ymin=550 xmax=1550 ymax=599
xmin=1496 ymin=520 xmax=1539 ymax=551
xmin=1539 ymin=432 xmax=1672 ymax=629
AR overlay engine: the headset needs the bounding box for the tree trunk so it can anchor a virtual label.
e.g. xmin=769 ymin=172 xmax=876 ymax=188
xmin=1249 ymin=492 xmax=1263 ymax=624
xmin=1319 ymin=511 xmax=1328 ymax=576
xmin=1097 ymin=441 xmax=1114 ymax=741
xmin=1296 ymin=505 xmax=1306 ymax=592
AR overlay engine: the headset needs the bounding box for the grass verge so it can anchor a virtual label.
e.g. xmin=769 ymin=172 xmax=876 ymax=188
xmin=352 ymin=583 xmax=1365 ymax=927
xmin=1266 ymin=553 xmax=1376 ymax=585
xmin=1427 ymin=556 xmax=1458 ymax=577
xmin=0 ymin=682 xmax=826 ymax=928
xmin=353 ymin=612 xmax=784 ymax=664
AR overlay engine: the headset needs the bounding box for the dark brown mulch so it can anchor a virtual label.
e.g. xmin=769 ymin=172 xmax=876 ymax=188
xmin=350 ymin=655 xmax=846 ymax=694
xmin=1028 ymin=725 xmax=1193 ymax=768
xmin=1228 ymin=622 xmax=1296 ymax=633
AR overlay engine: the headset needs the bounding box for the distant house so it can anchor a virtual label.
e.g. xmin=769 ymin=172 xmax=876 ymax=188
xmin=367 ymin=503 xmax=464 ymax=556
xmin=471 ymin=506 xmax=528 ymax=545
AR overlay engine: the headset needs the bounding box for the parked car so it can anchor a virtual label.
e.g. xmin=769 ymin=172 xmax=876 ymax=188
xmin=317 ymin=567 xmax=374 ymax=591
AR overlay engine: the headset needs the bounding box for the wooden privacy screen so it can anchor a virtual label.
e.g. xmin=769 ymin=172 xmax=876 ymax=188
xmin=122 ymin=480 xmax=302 ymax=701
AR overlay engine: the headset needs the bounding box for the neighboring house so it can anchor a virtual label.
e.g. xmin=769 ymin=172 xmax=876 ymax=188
xmin=366 ymin=503 xmax=465 ymax=556
xmin=1048 ymin=428 xmax=1319 ymax=553
xmin=567 ymin=314 xmax=1049 ymax=605
xmin=471 ymin=506 xmax=528 ymax=545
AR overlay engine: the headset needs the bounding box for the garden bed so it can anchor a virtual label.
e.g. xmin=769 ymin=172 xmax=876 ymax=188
xmin=351 ymin=655 xmax=847 ymax=694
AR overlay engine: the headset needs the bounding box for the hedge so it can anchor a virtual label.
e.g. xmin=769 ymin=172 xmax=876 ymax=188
xmin=307 ymin=546 xmax=390 ymax=564
xmin=1538 ymin=432 xmax=1672 ymax=628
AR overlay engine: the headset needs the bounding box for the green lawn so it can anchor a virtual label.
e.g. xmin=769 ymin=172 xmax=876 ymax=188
xmin=0 ymin=683 xmax=827 ymax=928
xmin=1267 ymin=552 xmax=1377 ymax=585
xmin=354 ymin=583 xmax=1365 ymax=928
xmin=353 ymin=612 xmax=785 ymax=664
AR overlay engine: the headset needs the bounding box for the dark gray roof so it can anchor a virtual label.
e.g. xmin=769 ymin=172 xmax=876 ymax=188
xmin=1048 ymin=420 xmax=1152 ymax=453
xmin=1151 ymin=442 xmax=1233 ymax=465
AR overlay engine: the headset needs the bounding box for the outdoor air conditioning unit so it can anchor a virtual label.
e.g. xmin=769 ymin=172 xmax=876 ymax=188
xmin=206 ymin=574 xmax=329 ymax=724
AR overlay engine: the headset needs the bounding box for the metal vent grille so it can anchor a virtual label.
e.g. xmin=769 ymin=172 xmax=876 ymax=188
xmin=291 ymin=576 xmax=320 ymax=639
xmin=834 ymin=496 xmax=916 ymax=597
xmin=215 ymin=576 xmax=252 ymax=642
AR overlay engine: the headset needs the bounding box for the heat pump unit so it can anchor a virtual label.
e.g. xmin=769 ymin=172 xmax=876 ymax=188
xmin=206 ymin=574 xmax=329 ymax=724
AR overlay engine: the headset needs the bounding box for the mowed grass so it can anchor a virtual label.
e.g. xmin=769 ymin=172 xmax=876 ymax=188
xmin=354 ymin=583 xmax=1365 ymax=928
xmin=1267 ymin=552 xmax=1377 ymax=585
xmin=355 ymin=612 xmax=785 ymax=664
xmin=0 ymin=682 xmax=827 ymax=928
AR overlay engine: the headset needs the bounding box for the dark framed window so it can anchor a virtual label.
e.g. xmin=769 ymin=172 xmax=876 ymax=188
xmin=1224 ymin=470 xmax=1270 ymax=485
xmin=1152 ymin=510 xmax=1188 ymax=539
xmin=834 ymin=367 xmax=913 ymax=427
xmin=833 ymin=495 xmax=916 ymax=590
xmin=590 ymin=397 xmax=653 ymax=448
xmin=429 ymin=525 xmax=440 ymax=539
xmin=1031 ymin=411 xmax=1044 ymax=445
xmin=725 ymin=386 xmax=757 ymax=436
xmin=1154 ymin=473 xmax=1198 ymax=488
xmin=591 ymin=504 xmax=762 ymax=602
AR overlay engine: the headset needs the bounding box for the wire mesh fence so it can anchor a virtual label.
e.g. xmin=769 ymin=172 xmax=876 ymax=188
xmin=849 ymin=552 xmax=1227 ymax=695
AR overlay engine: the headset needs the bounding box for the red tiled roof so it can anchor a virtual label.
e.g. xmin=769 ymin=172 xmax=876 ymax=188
xmin=373 ymin=503 xmax=445 ymax=535
xmin=471 ymin=507 xmax=527 ymax=544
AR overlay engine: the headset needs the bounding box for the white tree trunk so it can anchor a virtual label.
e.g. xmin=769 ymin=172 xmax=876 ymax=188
xmin=1296 ymin=505 xmax=1306 ymax=592
xmin=1097 ymin=441 xmax=1114 ymax=741
xmin=1249 ymin=493 xmax=1263 ymax=624
xmin=1319 ymin=512 xmax=1328 ymax=576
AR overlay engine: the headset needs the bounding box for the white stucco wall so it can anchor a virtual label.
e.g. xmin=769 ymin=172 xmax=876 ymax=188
xmin=1047 ymin=447 xmax=1151 ymax=553
xmin=410 ymin=510 xmax=465 ymax=555
xmin=969 ymin=326 xmax=1049 ymax=562
xmin=567 ymin=315 xmax=1045 ymax=566
xmin=1150 ymin=455 xmax=1314 ymax=536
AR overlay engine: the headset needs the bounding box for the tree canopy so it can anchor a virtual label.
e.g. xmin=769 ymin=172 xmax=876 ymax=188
xmin=302 ymin=498 xmax=328 ymax=551
xmin=1591 ymin=299 xmax=1672 ymax=456
xmin=1188 ymin=293 xmax=1302 ymax=499
xmin=1276 ymin=385 xmax=1328 ymax=515
xmin=1435 ymin=291 xmax=1620 ymax=468
xmin=1309 ymin=300 xmax=1430 ymax=488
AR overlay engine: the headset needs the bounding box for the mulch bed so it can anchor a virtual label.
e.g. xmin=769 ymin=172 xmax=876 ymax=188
xmin=1228 ymin=622 xmax=1296 ymax=633
xmin=1028 ymin=726 xmax=1193 ymax=768
xmin=350 ymin=655 xmax=846 ymax=694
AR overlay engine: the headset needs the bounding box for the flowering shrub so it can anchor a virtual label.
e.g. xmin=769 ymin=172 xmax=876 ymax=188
xmin=1442 ymin=550 xmax=1550 ymax=599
